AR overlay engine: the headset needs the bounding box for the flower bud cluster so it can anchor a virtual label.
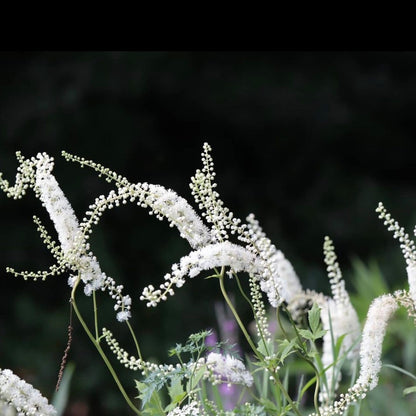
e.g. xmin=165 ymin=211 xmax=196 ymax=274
xmin=104 ymin=276 xmax=132 ymax=322
xmin=248 ymin=276 xmax=271 ymax=341
xmin=376 ymin=202 xmax=416 ymax=266
xmin=0 ymin=151 xmax=37 ymax=200
xmin=311 ymin=381 xmax=369 ymax=416
xmin=319 ymin=237 xmax=361 ymax=404
xmin=190 ymin=143 xmax=242 ymax=242
xmin=61 ymin=150 xmax=131 ymax=188
xmin=323 ymin=236 xmax=350 ymax=307
xmin=394 ymin=289 xmax=416 ymax=324
xmin=103 ymin=328 xmax=161 ymax=373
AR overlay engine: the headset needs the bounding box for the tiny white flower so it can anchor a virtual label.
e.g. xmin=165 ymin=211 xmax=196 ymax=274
xmin=116 ymin=310 xmax=131 ymax=322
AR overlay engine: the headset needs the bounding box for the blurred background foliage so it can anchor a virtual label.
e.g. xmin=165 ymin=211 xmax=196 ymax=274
xmin=1 ymin=51 xmax=416 ymax=415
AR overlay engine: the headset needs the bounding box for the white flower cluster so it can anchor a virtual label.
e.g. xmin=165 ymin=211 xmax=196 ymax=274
xmin=319 ymin=298 xmax=360 ymax=403
xmin=5 ymin=144 xmax=416 ymax=416
xmin=0 ymin=152 xmax=132 ymax=321
xmin=407 ymin=265 xmax=416 ymax=310
xmin=167 ymin=400 xmax=201 ymax=416
xmin=312 ymin=294 xmax=399 ymax=416
xmin=140 ymin=242 xmax=263 ymax=307
xmin=313 ymin=203 xmax=416 ymax=413
xmin=145 ymin=184 xmax=213 ymax=249
xmin=0 ymin=369 xmax=56 ymax=416
xmin=243 ymin=214 xmax=303 ymax=306
xmin=356 ymin=294 xmax=398 ymax=389
xmin=206 ymin=352 xmax=253 ymax=387
xmin=63 ymin=151 xmax=214 ymax=249
xmin=34 ymin=153 xmax=81 ymax=256
xmin=81 ymin=183 xmax=213 ymax=251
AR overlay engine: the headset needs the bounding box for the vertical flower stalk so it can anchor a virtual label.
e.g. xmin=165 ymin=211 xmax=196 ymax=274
xmin=313 ymin=294 xmax=398 ymax=416
xmin=319 ymin=237 xmax=360 ymax=404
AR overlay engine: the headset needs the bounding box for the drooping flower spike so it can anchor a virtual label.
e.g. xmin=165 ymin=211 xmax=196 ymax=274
xmin=0 ymin=152 xmax=129 ymax=320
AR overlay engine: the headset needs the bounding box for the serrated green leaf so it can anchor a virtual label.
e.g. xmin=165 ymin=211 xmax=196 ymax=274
xmin=298 ymin=327 xmax=326 ymax=342
xmin=298 ymin=329 xmax=315 ymax=340
xmin=135 ymin=380 xmax=162 ymax=411
xmin=135 ymin=380 xmax=154 ymax=408
xmin=257 ymin=338 xmax=274 ymax=357
xmin=313 ymin=329 xmax=327 ymax=339
xmin=167 ymin=376 xmax=186 ymax=407
xmin=186 ymin=366 xmax=206 ymax=392
xmin=277 ymin=338 xmax=297 ymax=363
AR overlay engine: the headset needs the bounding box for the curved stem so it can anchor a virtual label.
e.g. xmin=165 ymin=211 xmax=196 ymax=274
xmin=273 ymin=375 xmax=303 ymax=416
xmin=234 ymin=274 xmax=270 ymax=356
xmin=218 ymin=270 xmax=260 ymax=359
xmin=126 ymin=321 xmax=166 ymax=414
xmin=71 ymin=280 xmax=141 ymax=415
xmin=313 ymin=374 xmax=321 ymax=416
xmin=277 ymin=307 xmax=322 ymax=415
xmin=93 ymin=291 xmax=99 ymax=340
xmin=126 ymin=321 xmax=144 ymax=362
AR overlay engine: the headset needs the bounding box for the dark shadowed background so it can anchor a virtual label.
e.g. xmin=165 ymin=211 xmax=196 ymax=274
xmin=1 ymin=51 xmax=416 ymax=415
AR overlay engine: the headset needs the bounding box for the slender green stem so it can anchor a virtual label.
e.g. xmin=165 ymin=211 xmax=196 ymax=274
xmin=276 ymin=307 xmax=290 ymax=341
xmin=71 ymin=280 xmax=141 ymax=415
xmin=235 ymin=274 xmax=270 ymax=356
xmin=272 ymin=375 xmax=302 ymax=416
xmin=93 ymin=291 xmax=99 ymax=340
xmin=217 ymin=268 xmax=302 ymax=415
xmin=276 ymin=306 xmax=323 ymax=415
xmin=217 ymin=269 xmax=302 ymax=413
xmin=313 ymin=374 xmax=321 ymax=416
xmin=211 ymin=385 xmax=224 ymax=411
xmin=218 ymin=271 xmax=260 ymax=359
xmin=281 ymin=305 xmax=308 ymax=355
xmin=125 ymin=320 xmax=165 ymax=414
xmin=126 ymin=321 xmax=144 ymax=362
